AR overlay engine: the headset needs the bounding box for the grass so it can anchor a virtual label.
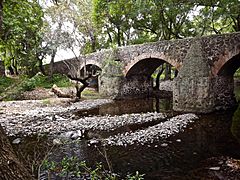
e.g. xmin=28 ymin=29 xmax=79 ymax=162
xmin=0 ymin=73 xmax=74 ymax=101
xmin=82 ymin=88 xmax=100 ymax=99
xmin=0 ymin=76 xmax=18 ymax=94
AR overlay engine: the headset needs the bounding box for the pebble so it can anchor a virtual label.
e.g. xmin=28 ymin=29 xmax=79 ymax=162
xmin=12 ymin=138 xmax=21 ymax=144
xmin=161 ymin=143 xmax=168 ymax=147
xmin=102 ymin=114 xmax=198 ymax=146
xmin=209 ymin=167 xmax=220 ymax=171
xmin=0 ymin=99 xmax=199 ymax=147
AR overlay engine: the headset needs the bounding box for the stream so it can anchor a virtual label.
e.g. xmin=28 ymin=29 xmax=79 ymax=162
xmin=7 ymin=95 xmax=240 ymax=179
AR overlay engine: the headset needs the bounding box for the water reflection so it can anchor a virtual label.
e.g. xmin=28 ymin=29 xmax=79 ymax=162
xmin=231 ymin=105 xmax=240 ymax=144
xmin=75 ymin=97 xmax=173 ymax=117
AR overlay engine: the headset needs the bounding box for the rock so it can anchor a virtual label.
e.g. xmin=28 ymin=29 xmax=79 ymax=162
xmin=209 ymin=167 xmax=220 ymax=171
xmin=161 ymin=143 xmax=168 ymax=147
xmin=53 ymin=138 xmax=62 ymax=145
xmin=12 ymin=138 xmax=21 ymax=144
xmin=89 ymin=139 xmax=99 ymax=145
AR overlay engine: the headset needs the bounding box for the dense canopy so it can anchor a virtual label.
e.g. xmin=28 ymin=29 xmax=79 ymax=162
xmin=0 ymin=0 xmax=239 ymax=74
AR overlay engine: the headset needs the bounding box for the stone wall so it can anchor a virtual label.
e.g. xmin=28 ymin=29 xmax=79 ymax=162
xmin=213 ymin=75 xmax=236 ymax=110
xmin=173 ymin=41 xmax=215 ymax=113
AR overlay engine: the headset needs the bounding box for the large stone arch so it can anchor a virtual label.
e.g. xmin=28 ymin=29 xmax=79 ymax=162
xmin=212 ymin=47 xmax=240 ymax=76
xmin=213 ymin=52 xmax=240 ymax=110
xmin=124 ymin=53 xmax=181 ymax=77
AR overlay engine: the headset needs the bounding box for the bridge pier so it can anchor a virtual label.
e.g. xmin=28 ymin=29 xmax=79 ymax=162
xmin=173 ymin=40 xmax=216 ymax=113
xmin=99 ymin=75 xmax=153 ymax=99
xmin=173 ymin=77 xmax=215 ymax=113
xmin=98 ymin=58 xmax=153 ymax=99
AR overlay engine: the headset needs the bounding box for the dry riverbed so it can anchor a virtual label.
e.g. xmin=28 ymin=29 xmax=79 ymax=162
xmin=0 ymin=98 xmax=198 ymax=147
xmin=0 ymin=97 xmax=240 ymax=179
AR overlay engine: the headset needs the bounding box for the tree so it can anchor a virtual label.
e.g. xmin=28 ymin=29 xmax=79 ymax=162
xmin=190 ymin=0 xmax=239 ymax=35
xmin=0 ymin=0 xmax=44 ymax=75
xmin=0 ymin=126 xmax=34 ymax=180
xmin=0 ymin=1 xmax=39 ymax=179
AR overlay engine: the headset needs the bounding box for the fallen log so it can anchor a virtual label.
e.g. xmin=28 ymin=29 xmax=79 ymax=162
xmin=51 ymin=84 xmax=73 ymax=98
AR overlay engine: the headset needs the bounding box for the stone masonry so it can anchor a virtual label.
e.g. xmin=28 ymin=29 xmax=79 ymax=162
xmin=52 ymin=32 xmax=240 ymax=113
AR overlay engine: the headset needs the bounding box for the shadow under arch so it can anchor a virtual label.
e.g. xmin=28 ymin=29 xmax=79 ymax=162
xmin=123 ymin=57 xmax=177 ymax=107
xmin=126 ymin=58 xmax=163 ymax=78
xmin=79 ymin=64 xmax=102 ymax=89
xmin=214 ymin=53 xmax=240 ymax=110
xmin=217 ymin=53 xmax=240 ymax=77
xmin=125 ymin=58 xmax=178 ymax=79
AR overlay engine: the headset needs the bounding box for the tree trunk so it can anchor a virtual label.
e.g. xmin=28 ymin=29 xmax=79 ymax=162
xmin=68 ymin=75 xmax=91 ymax=99
xmin=164 ymin=63 xmax=171 ymax=80
xmin=38 ymin=58 xmax=46 ymax=75
xmin=0 ymin=0 xmax=3 ymax=38
xmin=50 ymin=49 xmax=57 ymax=81
xmin=8 ymin=66 xmax=14 ymax=75
xmin=12 ymin=59 xmax=18 ymax=75
xmin=174 ymin=69 xmax=178 ymax=78
xmin=117 ymin=26 xmax=121 ymax=46
xmin=75 ymin=82 xmax=88 ymax=99
xmin=0 ymin=125 xmax=34 ymax=180
xmin=154 ymin=65 xmax=164 ymax=90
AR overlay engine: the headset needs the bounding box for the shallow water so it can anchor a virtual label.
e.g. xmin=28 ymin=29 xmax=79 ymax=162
xmin=10 ymin=96 xmax=240 ymax=179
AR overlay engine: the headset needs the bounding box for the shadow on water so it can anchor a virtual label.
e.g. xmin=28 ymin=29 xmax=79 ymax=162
xmin=9 ymin=95 xmax=240 ymax=179
xmin=231 ymin=105 xmax=240 ymax=144
xmin=75 ymin=97 xmax=173 ymax=117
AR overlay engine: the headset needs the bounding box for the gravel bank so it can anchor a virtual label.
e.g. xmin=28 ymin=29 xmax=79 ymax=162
xmin=102 ymin=113 xmax=198 ymax=146
xmin=0 ymin=99 xmax=198 ymax=146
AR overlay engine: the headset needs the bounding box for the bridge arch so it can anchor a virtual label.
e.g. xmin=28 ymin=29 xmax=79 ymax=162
xmin=124 ymin=53 xmax=181 ymax=77
xmin=79 ymin=64 xmax=102 ymax=89
xmin=212 ymin=46 xmax=240 ymax=76
xmin=214 ymin=52 xmax=240 ymax=110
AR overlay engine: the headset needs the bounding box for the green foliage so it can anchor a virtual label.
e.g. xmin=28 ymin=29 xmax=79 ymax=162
xmin=82 ymin=89 xmax=100 ymax=99
xmin=42 ymin=156 xmax=144 ymax=179
xmin=127 ymin=171 xmax=145 ymax=180
xmin=20 ymin=73 xmax=72 ymax=90
xmin=234 ymin=69 xmax=240 ymax=78
xmin=0 ymin=73 xmax=72 ymax=100
xmin=0 ymin=76 xmax=17 ymax=94
xmin=0 ymin=0 xmax=44 ymax=74
xmin=92 ymin=0 xmax=240 ymax=49
xmin=231 ymin=105 xmax=240 ymax=144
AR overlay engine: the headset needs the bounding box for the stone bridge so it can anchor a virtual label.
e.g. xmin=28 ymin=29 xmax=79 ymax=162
xmin=53 ymin=32 xmax=240 ymax=113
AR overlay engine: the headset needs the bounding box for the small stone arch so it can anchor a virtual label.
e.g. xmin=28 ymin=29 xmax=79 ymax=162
xmin=124 ymin=53 xmax=181 ymax=77
xmin=79 ymin=63 xmax=102 ymax=77
xmin=80 ymin=60 xmax=102 ymax=71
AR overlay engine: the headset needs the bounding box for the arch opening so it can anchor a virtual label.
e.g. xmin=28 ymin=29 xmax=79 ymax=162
xmin=215 ymin=53 xmax=240 ymax=110
xmin=80 ymin=64 xmax=102 ymax=90
xmin=123 ymin=58 xmax=178 ymax=103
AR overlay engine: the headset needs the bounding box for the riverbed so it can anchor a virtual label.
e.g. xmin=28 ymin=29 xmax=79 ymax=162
xmin=1 ymin=96 xmax=240 ymax=179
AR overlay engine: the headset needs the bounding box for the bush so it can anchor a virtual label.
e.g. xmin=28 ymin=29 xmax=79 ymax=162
xmin=0 ymin=73 xmax=73 ymax=100
xmin=0 ymin=76 xmax=17 ymax=94
xmin=42 ymin=156 xmax=145 ymax=180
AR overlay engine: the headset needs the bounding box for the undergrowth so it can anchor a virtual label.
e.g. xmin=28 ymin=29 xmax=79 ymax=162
xmin=0 ymin=73 xmax=73 ymax=100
